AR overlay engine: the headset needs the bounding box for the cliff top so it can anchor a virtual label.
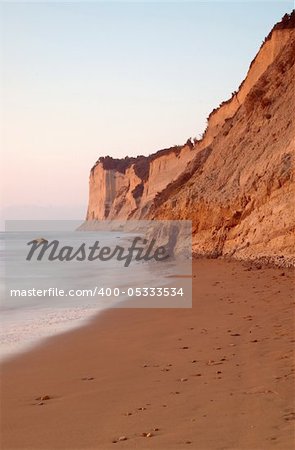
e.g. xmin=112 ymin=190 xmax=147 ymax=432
xmin=266 ymin=10 xmax=295 ymax=39
xmin=206 ymin=10 xmax=294 ymax=122
xmin=90 ymin=10 xmax=294 ymax=176
xmin=91 ymin=141 xmax=193 ymax=181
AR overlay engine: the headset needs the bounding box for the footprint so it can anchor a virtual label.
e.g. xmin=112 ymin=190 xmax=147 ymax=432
xmin=283 ymin=412 xmax=295 ymax=421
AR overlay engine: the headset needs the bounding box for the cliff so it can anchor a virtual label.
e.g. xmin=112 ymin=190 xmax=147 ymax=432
xmin=86 ymin=142 xmax=195 ymax=220
xmin=86 ymin=11 xmax=295 ymax=266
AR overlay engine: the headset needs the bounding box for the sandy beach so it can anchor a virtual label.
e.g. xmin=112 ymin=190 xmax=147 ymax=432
xmin=0 ymin=259 xmax=294 ymax=450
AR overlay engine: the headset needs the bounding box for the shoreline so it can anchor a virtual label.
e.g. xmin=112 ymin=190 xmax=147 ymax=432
xmin=0 ymin=305 xmax=107 ymax=364
xmin=1 ymin=259 xmax=189 ymax=363
xmin=1 ymin=259 xmax=294 ymax=449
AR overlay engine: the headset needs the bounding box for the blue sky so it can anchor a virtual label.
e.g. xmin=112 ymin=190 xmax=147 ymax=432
xmin=1 ymin=1 xmax=292 ymax=222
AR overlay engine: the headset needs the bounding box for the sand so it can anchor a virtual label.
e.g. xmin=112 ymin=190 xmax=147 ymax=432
xmin=0 ymin=259 xmax=294 ymax=449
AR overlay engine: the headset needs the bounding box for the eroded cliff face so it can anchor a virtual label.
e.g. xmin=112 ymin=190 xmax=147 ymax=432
xmin=87 ymin=142 xmax=196 ymax=220
xmin=86 ymin=12 xmax=295 ymax=265
xmin=200 ymin=25 xmax=293 ymax=150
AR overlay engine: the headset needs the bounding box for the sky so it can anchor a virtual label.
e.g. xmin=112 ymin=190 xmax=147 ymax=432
xmin=0 ymin=1 xmax=292 ymax=225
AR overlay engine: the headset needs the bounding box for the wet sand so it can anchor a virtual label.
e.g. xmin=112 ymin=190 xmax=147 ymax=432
xmin=0 ymin=259 xmax=294 ymax=449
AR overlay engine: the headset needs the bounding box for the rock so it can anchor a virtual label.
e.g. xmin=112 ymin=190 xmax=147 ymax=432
xmin=180 ymin=378 xmax=188 ymax=382
xmin=142 ymin=432 xmax=153 ymax=438
xmin=41 ymin=395 xmax=50 ymax=401
xmin=32 ymin=238 xmax=48 ymax=244
xmin=118 ymin=436 xmax=127 ymax=441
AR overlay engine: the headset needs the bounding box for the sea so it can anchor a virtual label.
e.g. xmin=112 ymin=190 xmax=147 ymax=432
xmin=0 ymin=229 xmax=191 ymax=361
